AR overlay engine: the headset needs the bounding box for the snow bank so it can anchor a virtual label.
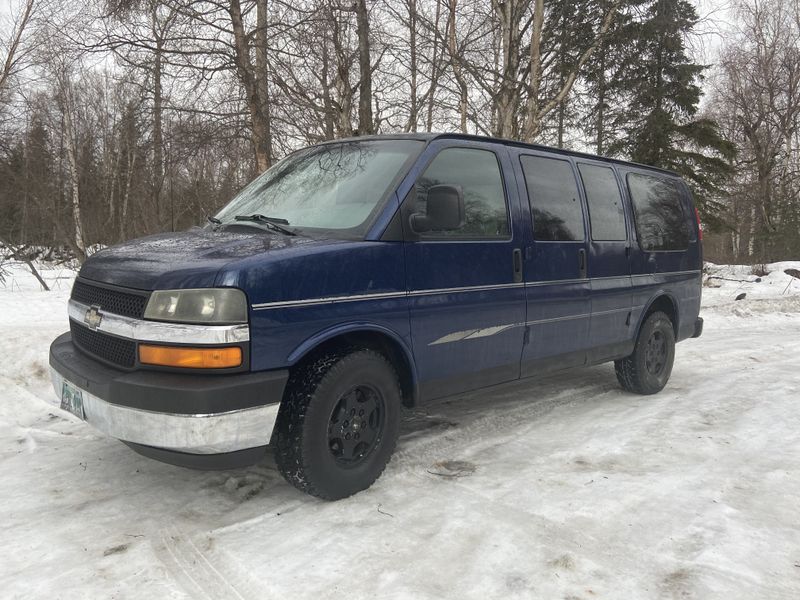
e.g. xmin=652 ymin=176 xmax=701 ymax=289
xmin=702 ymin=260 xmax=800 ymax=306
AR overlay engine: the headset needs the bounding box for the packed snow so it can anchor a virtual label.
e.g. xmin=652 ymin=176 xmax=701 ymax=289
xmin=1 ymin=260 xmax=799 ymax=599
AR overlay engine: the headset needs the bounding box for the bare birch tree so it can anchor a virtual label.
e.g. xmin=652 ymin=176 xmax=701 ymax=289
xmin=0 ymin=0 xmax=38 ymax=93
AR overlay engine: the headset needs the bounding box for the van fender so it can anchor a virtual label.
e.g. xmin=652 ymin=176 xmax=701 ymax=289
xmin=286 ymin=321 xmax=419 ymax=401
xmin=635 ymin=290 xmax=680 ymax=338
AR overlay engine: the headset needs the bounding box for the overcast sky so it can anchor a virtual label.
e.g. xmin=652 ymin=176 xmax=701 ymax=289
xmin=1 ymin=0 xmax=736 ymax=46
xmin=693 ymin=0 xmax=736 ymax=64
xmin=1 ymin=0 xmax=737 ymax=97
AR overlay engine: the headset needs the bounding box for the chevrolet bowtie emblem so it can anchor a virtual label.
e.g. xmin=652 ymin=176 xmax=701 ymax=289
xmin=84 ymin=305 xmax=103 ymax=330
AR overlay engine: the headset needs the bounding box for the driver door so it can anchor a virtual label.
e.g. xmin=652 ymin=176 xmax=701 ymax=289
xmin=400 ymin=141 xmax=527 ymax=400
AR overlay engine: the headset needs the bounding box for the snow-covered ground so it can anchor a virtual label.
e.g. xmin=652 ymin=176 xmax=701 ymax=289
xmin=1 ymin=261 xmax=799 ymax=599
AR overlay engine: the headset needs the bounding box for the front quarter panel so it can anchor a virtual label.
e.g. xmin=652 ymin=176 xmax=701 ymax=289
xmin=218 ymin=241 xmax=410 ymax=372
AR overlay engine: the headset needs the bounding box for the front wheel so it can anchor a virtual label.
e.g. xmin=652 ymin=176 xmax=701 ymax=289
xmin=272 ymin=349 xmax=401 ymax=500
xmin=615 ymin=311 xmax=675 ymax=395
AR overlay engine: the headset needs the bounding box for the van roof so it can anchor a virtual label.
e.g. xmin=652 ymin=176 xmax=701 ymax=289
xmin=327 ymin=132 xmax=680 ymax=178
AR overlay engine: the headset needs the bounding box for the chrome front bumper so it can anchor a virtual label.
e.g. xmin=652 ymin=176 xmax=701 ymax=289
xmin=50 ymin=367 xmax=280 ymax=454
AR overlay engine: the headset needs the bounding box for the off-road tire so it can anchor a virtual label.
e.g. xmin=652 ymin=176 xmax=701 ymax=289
xmin=615 ymin=311 xmax=675 ymax=395
xmin=272 ymin=348 xmax=401 ymax=500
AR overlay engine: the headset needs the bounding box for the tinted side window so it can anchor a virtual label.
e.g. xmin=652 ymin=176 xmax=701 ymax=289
xmin=520 ymin=155 xmax=584 ymax=241
xmin=627 ymin=173 xmax=690 ymax=251
xmin=416 ymin=148 xmax=509 ymax=238
xmin=578 ymin=164 xmax=627 ymax=241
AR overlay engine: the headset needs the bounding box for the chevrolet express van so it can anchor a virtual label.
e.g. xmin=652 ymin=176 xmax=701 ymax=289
xmin=50 ymin=134 xmax=703 ymax=500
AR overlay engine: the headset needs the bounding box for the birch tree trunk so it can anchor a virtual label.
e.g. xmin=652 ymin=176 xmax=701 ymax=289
xmin=255 ymin=0 xmax=273 ymax=165
xmin=355 ymin=0 xmax=374 ymax=135
xmin=61 ymin=78 xmax=87 ymax=261
xmin=321 ymin=29 xmax=336 ymax=140
xmin=120 ymin=125 xmax=137 ymax=242
xmin=524 ymin=0 xmax=621 ymax=141
xmin=446 ymin=0 xmax=468 ymax=133
xmin=407 ymin=0 xmax=418 ymax=132
xmin=0 ymin=0 xmax=35 ymax=93
xmin=150 ymin=1 xmax=165 ymax=226
xmin=595 ymin=41 xmax=607 ymax=154
xmin=425 ymin=0 xmax=443 ymax=132
xmin=331 ymin=5 xmax=354 ymax=137
xmin=229 ymin=0 xmax=272 ymax=172
xmin=491 ymin=0 xmax=524 ymax=138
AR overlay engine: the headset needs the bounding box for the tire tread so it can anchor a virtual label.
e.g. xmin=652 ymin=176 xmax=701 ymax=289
xmin=615 ymin=311 xmax=675 ymax=395
xmin=272 ymin=348 xmax=400 ymax=500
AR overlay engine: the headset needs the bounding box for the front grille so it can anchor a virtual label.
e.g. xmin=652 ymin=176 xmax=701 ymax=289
xmin=70 ymin=321 xmax=136 ymax=368
xmin=71 ymin=279 xmax=149 ymax=319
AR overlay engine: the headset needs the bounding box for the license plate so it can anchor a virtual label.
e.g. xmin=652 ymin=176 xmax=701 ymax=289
xmin=61 ymin=381 xmax=85 ymax=420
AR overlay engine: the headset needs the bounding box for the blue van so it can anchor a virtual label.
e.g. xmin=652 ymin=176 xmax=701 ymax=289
xmin=49 ymin=134 xmax=703 ymax=499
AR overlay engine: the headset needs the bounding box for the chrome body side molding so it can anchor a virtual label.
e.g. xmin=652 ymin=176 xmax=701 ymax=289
xmin=251 ymin=270 xmax=701 ymax=311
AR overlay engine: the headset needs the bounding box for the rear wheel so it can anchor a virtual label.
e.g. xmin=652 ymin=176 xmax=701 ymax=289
xmin=272 ymin=348 xmax=401 ymax=500
xmin=615 ymin=311 xmax=675 ymax=395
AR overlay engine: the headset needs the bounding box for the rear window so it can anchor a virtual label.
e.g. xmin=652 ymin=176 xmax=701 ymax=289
xmin=627 ymin=173 xmax=690 ymax=251
xmin=578 ymin=164 xmax=627 ymax=241
xmin=520 ymin=155 xmax=584 ymax=241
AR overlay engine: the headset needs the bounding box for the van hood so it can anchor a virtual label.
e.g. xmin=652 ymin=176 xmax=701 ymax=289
xmin=78 ymin=229 xmax=332 ymax=290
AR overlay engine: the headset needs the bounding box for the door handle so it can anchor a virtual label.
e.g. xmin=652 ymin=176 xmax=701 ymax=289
xmin=578 ymin=249 xmax=587 ymax=279
xmin=513 ymin=248 xmax=523 ymax=283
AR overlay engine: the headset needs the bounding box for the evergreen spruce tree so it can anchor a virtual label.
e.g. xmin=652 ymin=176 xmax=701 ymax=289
xmin=542 ymin=0 xmax=597 ymax=149
xmin=608 ymin=0 xmax=734 ymax=224
xmin=0 ymin=143 xmax=25 ymax=242
xmin=581 ymin=0 xmax=645 ymax=156
xmin=24 ymin=116 xmax=57 ymax=246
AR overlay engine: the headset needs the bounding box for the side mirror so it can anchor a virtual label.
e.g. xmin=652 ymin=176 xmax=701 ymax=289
xmin=410 ymin=184 xmax=465 ymax=233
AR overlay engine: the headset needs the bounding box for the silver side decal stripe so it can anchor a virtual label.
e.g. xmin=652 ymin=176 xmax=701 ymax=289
xmin=251 ymin=270 xmax=701 ymax=311
xmin=428 ymin=313 xmax=596 ymax=346
xmin=429 ymin=323 xmax=524 ymax=346
xmin=68 ymin=299 xmax=250 ymax=344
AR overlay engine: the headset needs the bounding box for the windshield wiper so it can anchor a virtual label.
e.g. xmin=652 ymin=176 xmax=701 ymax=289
xmin=207 ymin=215 xmax=222 ymax=230
xmin=233 ymin=214 xmax=297 ymax=236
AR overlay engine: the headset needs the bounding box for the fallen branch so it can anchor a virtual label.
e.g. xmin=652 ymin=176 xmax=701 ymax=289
xmin=25 ymin=260 xmax=49 ymax=291
xmin=1 ymin=238 xmax=52 ymax=290
xmin=705 ymin=275 xmax=761 ymax=284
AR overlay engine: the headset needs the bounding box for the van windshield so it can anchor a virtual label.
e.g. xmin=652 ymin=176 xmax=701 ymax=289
xmin=213 ymin=140 xmax=423 ymax=238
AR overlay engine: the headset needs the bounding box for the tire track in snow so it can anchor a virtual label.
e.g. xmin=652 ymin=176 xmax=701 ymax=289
xmin=393 ymin=372 xmax=621 ymax=470
xmin=155 ymin=525 xmax=256 ymax=600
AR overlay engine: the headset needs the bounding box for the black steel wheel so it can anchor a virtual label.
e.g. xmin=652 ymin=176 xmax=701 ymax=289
xmin=644 ymin=330 xmax=668 ymax=377
xmin=615 ymin=311 xmax=676 ymax=395
xmin=327 ymin=385 xmax=385 ymax=466
xmin=272 ymin=348 xmax=401 ymax=500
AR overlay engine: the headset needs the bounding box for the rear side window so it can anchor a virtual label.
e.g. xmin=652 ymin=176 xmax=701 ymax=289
xmin=520 ymin=155 xmax=584 ymax=241
xmin=415 ymin=147 xmax=509 ymax=238
xmin=578 ymin=164 xmax=627 ymax=241
xmin=627 ymin=173 xmax=690 ymax=251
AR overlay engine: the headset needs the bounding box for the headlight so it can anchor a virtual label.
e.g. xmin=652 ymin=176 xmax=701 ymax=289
xmin=144 ymin=289 xmax=248 ymax=324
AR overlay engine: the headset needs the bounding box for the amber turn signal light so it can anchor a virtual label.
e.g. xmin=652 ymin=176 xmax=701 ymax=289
xmin=139 ymin=344 xmax=242 ymax=369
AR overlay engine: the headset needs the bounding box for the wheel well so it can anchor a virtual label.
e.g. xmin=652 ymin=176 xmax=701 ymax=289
xmin=290 ymin=331 xmax=417 ymax=408
xmin=644 ymin=295 xmax=679 ymax=337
